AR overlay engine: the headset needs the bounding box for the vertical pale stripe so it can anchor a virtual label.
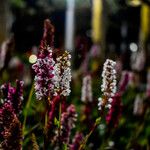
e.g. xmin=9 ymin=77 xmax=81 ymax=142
xmin=140 ymin=3 xmax=150 ymax=42
xmin=65 ymin=0 xmax=75 ymax=51
xmin=92 ymin=0 xmax=102 ymax=43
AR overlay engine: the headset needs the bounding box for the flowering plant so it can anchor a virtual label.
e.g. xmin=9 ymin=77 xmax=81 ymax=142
xmin=0 ymin=19 xmax=149 ymax=150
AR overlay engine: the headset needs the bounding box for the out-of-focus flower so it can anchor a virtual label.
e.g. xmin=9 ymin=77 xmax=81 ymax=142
xmin=13 ymin=80 xmax=24 ymax=114
xmin=0 ymin=80 xmax=24 ymax=115
xmin=127 ymin=72 xmax=135 ymax=87
xmin=81 ymin=75 xmax=93 ymax=103
xmin=146 ymin=69 xmax=150 ymax=97
xmin=98 ymin=59 xmax=117 ymax=111
xmin=0 ymin=103 xmax=22 ymax=150
xmin=8 ymin=57 xmax=22 ymax=69
xmin=118 ymin=71 xmax=130 ymax=93
xmin=0 ymin=36 xmax=15 ymax=71
xmin=106 ymin=93 xmax=122 ymax=128
xmin=53 ymin=104 xmax=77 ymax=145
xmin=48 ymin=95 xmax=61 ymax=129
xmin=90 ymin=44 xmax=101 ymax=58
xmin=70 ymin=132 xmax=83 ymax=150
xmin=0 ymin=41 xmax=7 ymax=70
xmin=115 ymin=58 xmax=123 ymax=75
xmin=130 ymin=49 xmax=145 ymax=71
xmin=0 ymin=103 xmax=15 ymax=131
xmin=0 ymin=80 xmax=23 ymax=150
xmin=31 ymin=133 xmax=39 ymax=150
xmin=32 ymin=19 xmax=56 ymax=100
xmin=54 ymin=51 xmax=72 ymax=97
xmin=60 ymin=104 xmax=77 ymax=144
xmin=41 ymin=19 xmax=54 ymax=48
xmin=133 ymin=94 xmax=144 ymax=116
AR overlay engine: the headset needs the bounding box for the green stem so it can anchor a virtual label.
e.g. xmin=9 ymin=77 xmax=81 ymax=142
xmin=44 ymin=110 xmax=48 ymax=136
xmin=58 ymin=102 xmax=62 ymax=146
xmin=44 ymin=110 xmax=48 ymax=150
xmin=24 ymin=123 xmax=40 ymax=136
xmin=23 ymin=83 xmax=34 ymax=136
xmin=79 ymin=117 xmax=101 ymax=150
xmin=59 ymin=102 xmax=62 ymax=128
xmin=126 ymin=109 xmax=150 ymax=149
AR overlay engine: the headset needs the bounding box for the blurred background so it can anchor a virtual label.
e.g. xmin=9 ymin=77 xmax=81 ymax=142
xmin=0 ymin=0 xmax=150 ymax=73
xmin=0 ymin=0 xmax=150 ymax=149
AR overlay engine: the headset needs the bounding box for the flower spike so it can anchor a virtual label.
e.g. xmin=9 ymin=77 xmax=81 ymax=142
xmin=98 ymin=59 xmax=117 ymax=111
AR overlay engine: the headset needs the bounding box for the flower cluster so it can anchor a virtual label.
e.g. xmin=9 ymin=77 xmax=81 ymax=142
xmin=81 ymin=75 xmax=93 ymax=103
xmin=32 ymin=19 xmax=72 ymax=100
xmin=0 ymin=103 xmax=22 ymax=150
xmin=32 ymin=47 xmax=56 ymax=100
xmin=32 ymin=19 xmax=56 ymax=100
xmin=53 ymin=104 xmax=77 ymax=145
xmin=31 ymin=133 xmax=39 ymax=150
xmin=70 ymin=132 xmax=83 ymax=150
xmin=106 ymin=93 xmax=122 ymax=128
xmin=0 ymin=80 xmax=24 ymax=115
xmin=98 ymin=59 xmax=117 ymax=111
xmin=54 ymin=51 xmax=72 ymax=96
xmin=48 ymin=95 xmax=61 ymax=129
xmin=0 ymin=80 xmax=23 ymax=149
xmin=60 ymin=104 xmax=77 ymax=144
xmin=41 ymin=19 xmax=54 ymax=48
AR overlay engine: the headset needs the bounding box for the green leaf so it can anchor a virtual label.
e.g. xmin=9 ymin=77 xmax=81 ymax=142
xmin=54 ymin=117 xmax=59 ymax=127
xmin=63 ymin=144 xmax=67 ymax=150
xmin=96 ymin=117 xmax=101 ymax=125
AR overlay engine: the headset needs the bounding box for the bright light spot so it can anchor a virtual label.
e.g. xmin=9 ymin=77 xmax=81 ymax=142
xmin=99 ymin=124 xmax=105 ymax=130
xmin=108 ymin=141 xmax=115 ymax=147
xmin=129 ymin=43 xmax=138 ymax=52
xmin=127 ymin=0 xmax=141 ymax=7
xmin=29 ymin=54 xmax=37 ymax=64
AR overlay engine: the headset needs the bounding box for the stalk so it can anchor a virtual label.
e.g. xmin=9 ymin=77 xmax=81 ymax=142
xmin=23 ymin=83 xmax=34 ymax=136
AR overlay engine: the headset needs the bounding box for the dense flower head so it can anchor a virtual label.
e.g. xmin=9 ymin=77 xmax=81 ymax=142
xmin=48 ymin=95 xmax=61 ymax=128
xmin=60 ymin=104 xmax=77 ymax=144
xmin=0 ymin=103 xmax=16 ymax=131
xmin=98 ymin=59 xmax=117 ymax=111
xmin=81 ymin=75 xmax=93 ymax=103
xmin=0 ymin=102 xmax=22 ymax=150
xmin=1 ymin=115 xmax=22 ymax=150
xmin=0 ymin=80 xmax=24 ymax=114
xmin=40 ymin=19 xmax=54 ymax=49
xmin=32 ymin=47 xmax=56 ymax=100
xmin=31 ymin=133 xmax=40 ymax=150
xmin=1 ymin=83 xmax=13 ymax=104
xmin=32 ymin=19 xmax=56 ymax=100
xmin=70 ymin=132 xmax=83 ymax=150
xmin=106 ymin=93 xmax=122 ymax=128
xmin=53 ymin=104 xmax=77 ymax=144
xmin=54 ymin=51 xmax=72 ymax=96
xmin=32 ymin=19 xmax=72 ymax=100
